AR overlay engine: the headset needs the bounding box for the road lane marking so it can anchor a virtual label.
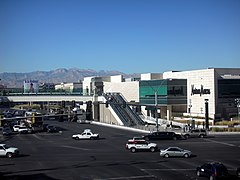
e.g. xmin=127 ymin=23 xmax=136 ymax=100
xmin=204 ymin=139 xmax=237 ymax=147
xmin=141 ymin=168 xmax=195 ymax=171
xmin=61 ymin=145 xmax=90 ymax=151
xmin=94 ymin=175 xmax=156 ymax=180
xmin=32 ymin=134 xmax=44 ymax=140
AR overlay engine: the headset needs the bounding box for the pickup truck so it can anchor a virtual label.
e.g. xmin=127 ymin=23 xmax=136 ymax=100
xmin=182 ymin=129 xmax=207 ymax=139
xmin=126 ymin=140 xmax=158 ymax=153
xmin=18 ymin=126 xmax=33 ymax=134
xmin=0 ymin=144 xmax=19 ymax=158
xmin=72 ymin=129 xmax=99 ymax=140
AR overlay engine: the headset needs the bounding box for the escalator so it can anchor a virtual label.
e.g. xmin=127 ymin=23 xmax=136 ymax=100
xmin=103 ymin=93 xmax=145 ymax=127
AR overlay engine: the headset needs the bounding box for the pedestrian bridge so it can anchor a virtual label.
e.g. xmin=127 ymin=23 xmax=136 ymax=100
xmin=7 ymin=95 xmax=94 ymax=103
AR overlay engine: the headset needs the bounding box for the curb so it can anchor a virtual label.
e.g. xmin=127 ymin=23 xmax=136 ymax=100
xmin=91 ymin=121 xmax=150 ymax=133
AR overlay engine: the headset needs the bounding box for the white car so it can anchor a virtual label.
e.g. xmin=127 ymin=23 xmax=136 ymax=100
xmin=13 ymin=125 xmax=20 ymax=132
xmin=0 ymin=144 xmax=19 ymax=158
xmin=72 ymin=129 xmax=99 ymax=140
xmin=18 ymin=126 xmax=33 ymax=134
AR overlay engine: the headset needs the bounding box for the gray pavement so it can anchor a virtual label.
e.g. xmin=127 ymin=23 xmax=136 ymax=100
xmin=0 ymin=120 xmax=239 ymax=180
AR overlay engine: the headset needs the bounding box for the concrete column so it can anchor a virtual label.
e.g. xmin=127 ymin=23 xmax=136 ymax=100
xmin=167 ymin=105 xmax=172 ymax=120
xmin=92 ymin=101 xmax=99 ymax=121
xmin=160 ymin=106 xmax=166 ymax=119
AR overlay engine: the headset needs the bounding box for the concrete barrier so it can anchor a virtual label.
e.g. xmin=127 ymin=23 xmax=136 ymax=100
xmin=91 ymin=121 xmax=150 ymax=133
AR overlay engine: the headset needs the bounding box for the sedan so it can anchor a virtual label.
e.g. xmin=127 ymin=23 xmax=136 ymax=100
xmin=160 ymin=147 xmax=191 ymax=158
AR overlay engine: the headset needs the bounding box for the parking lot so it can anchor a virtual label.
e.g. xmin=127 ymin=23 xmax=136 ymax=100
xmin=0 ymin=120 xmax=240 ymax=180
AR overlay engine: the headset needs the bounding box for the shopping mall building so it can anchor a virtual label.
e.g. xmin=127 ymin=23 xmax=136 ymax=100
xmin=83 ymin=68 xmax=240 ymax=120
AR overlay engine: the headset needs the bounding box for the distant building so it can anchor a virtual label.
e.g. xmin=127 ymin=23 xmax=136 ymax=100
xmin=55 ymin=82 xmax=83 ymax=94
xmin=83 ymin=68 xmax=240 ymax=120
xmin=39 ymin=83 xmax=55 ymax=92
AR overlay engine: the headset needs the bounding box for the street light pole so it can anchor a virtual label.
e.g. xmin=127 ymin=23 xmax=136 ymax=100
xmin=155 ymin=91 xmax=158 ymax=131
xmin=205 ymin=99 xmax=209 ymax=130
xmin=235 ymin=98 xmax=240 ymax=120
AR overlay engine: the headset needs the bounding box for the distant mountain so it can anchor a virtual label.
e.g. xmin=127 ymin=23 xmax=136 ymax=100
xmin=0 ymin=68 xmax=139 ymax=88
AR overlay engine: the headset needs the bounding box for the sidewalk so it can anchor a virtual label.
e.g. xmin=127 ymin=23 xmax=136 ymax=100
xmin=91 ymin=121 xmax=240 ymax=135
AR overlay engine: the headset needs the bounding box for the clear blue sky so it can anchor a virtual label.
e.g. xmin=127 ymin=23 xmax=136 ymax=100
xmin=0 ymin=0 xmax=240 ymax=74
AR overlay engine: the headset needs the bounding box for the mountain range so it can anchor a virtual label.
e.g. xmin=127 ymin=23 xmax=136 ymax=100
xmin=0 ymin=68 xmax=139 ymax=88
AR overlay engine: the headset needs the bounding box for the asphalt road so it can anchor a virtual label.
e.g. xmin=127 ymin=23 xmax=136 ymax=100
xmin=0 ymin=120 xmax=240 ymax=180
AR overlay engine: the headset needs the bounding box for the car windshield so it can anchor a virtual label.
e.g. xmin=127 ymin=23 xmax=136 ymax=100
xmin=215 ymin=164 xmax=228 ymax=173
xmin=3 ymin=145 xmax=10 ymax=149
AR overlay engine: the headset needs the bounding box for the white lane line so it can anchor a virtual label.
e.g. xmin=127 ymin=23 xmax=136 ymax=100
xmin=94 ymin=175 xmax=156 ymax=180
xmin=32 ymin=134 xmax=44 ymax=140
xmin=61 ymin=145 xmax=90 ymax=151
xmin=141 ymin=168 xmax=195 ymax=171
xmin=204 ymin=139 xmax=237 ymax=147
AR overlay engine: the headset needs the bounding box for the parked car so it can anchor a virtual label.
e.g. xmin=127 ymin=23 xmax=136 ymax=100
xmin=1 ymin=126 xmax=12 ymax=135
xmin=160 ymin=147 xmax=191 ymax=158
xmin=18 ymin=126 xmax=33 ymax=134
xmin=196 ymin=162 xmax=229 ymax=180
xmin=125 ymin=140 xmax=158 ymax=153
xmin=128 ymin=136 xmax=145 ymax=142
xmin=0 ymin=144 xmax=19 ymax=158
xmin=183 ymin=129 xmax=207 ymax=139
xmin=13 ymin=125 xmax=20 ymax=132
xmin=46 ymin=125 xmax=58 ymax=133
xmin=142 ymin=131 xmax=182 ymax=141
xmin=77 ymin=119 xmax=91 ymax=124
xmin=236 ymin=167 xmax=240 ymax=178
xmin=72 ymin=129 xmax=99 ymax=140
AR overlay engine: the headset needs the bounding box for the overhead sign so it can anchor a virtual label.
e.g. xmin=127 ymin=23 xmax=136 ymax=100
xmin=191 ymin=85 xmax=210 ymax=96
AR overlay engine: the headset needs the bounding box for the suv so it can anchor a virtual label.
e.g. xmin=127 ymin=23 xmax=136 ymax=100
xmin=126 ymin=140 xmax=158 ymax=153
xmin=183 ymin=129 xmax=207 ymax=139
xmin=0 ymin=144 xmax=19 ymax=158
xmin=142 ymin=131 xmax=182 ymax=141
xmin=196 ymin=162 xmax=229 ymax=180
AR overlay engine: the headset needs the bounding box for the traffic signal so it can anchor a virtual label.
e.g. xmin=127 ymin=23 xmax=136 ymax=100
xmin=105 ymin=101 xmax=109 ymax=108
xmin=61 ymin=100 xmax=65 ymax=108
xmin=72 ymin=100 xmax=76 ymax=107
xmin=235 ymin=99 xmax=239 ymax=107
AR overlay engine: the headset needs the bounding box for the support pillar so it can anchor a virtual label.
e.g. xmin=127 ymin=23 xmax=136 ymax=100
xmin=167 ymin=105 xmax=172 ymax=120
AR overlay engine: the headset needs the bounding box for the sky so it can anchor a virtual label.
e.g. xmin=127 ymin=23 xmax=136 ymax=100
xmin=0 ymin=0 xmax=240 ymax=74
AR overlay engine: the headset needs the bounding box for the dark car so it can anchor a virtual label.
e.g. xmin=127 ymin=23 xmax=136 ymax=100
xmin=237 ymin=167 xmax=240 ymax=178
xmin=196 ymin=162 xmax=229 ymax=180
xmin=142 ymin=131 xmax=182 ymax=141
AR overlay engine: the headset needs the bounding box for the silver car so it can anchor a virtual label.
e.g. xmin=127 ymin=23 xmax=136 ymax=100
xmin=160 ymin=147 xmax=191 ymax=158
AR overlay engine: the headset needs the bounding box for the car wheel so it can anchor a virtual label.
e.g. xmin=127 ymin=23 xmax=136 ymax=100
xmin=196 ymin=170 xmax=201 ymax=177
xmin=173 ymin=137 xmax=177 ymax=140
xmin=164 ymin=154 xmax=169 ymax=158
xmin=199 ymin=134 xmax=204 ymax=138
xmin=185 ymin=135 xmax=189 ymax=139
xmin=130 ymin=148 xmax=136 ymax=153
xmin=184 ymin=153 xmax=189 ymax=158
xmin=75 ymin=137 xmax=79 ymax=140
xmin=90 ymin=137 xmax=94 ymax=140
xmin=209 ymin=175 xmax=215 ymax=180
xmin=150 ymin=147 xmax=155 ymax=152
xmin=6 ymin=153 xmax=13 ymax=158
